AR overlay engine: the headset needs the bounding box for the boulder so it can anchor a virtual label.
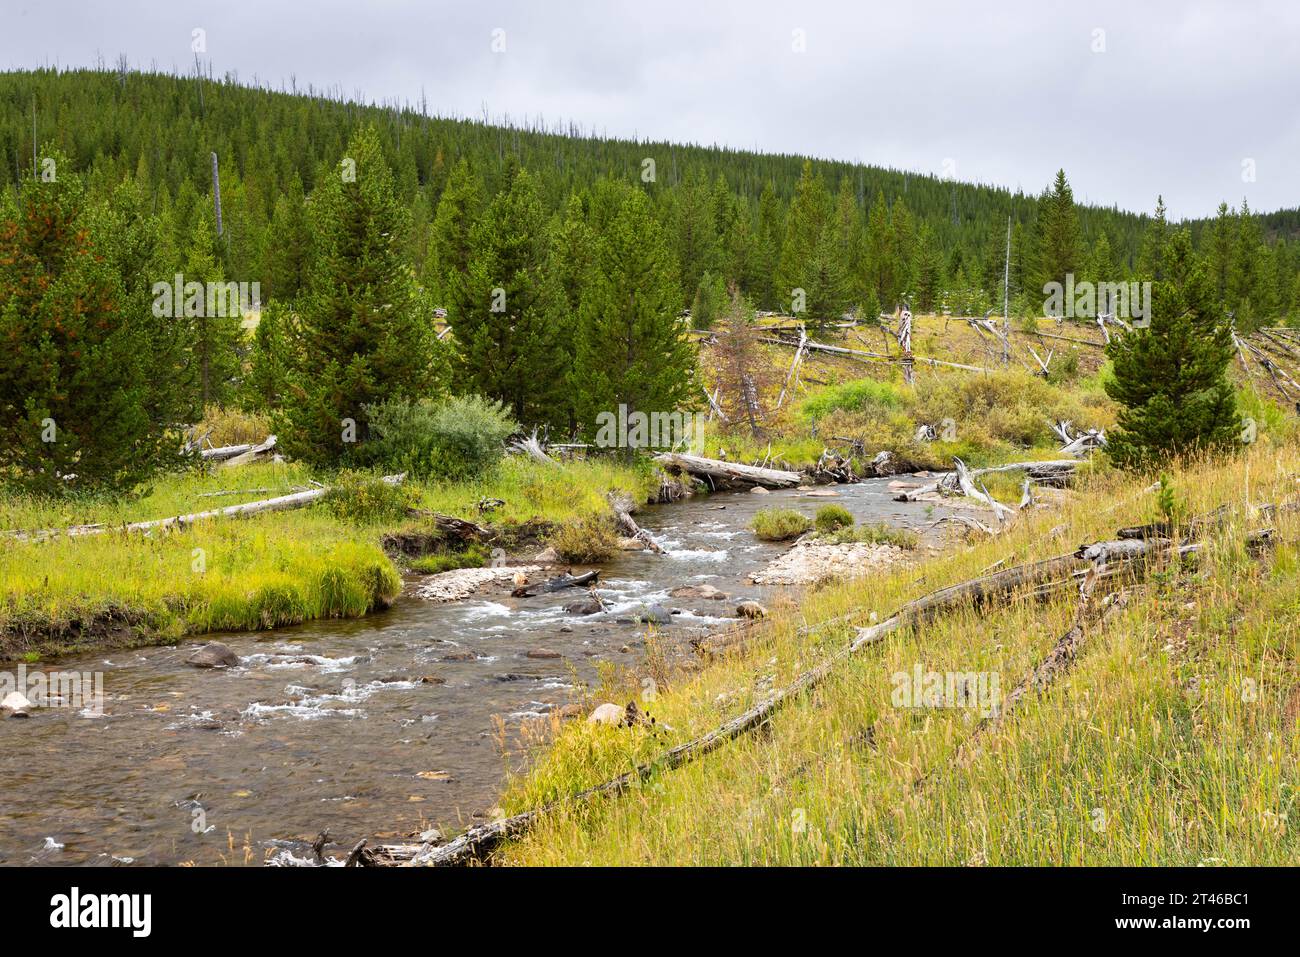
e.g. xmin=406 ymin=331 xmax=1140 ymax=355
xmin=669 ymin=583 xmax=728 ymax=601
xmin=526 ymin=648 xmax=562 ymax=660
xmin=533 ymin=546 xmax=559 ymax=563
xmin=638 ymin=605 xmax=672 ymax=625
xmin=185 ymin=642 xmax=240 ymax=669
xmin=1 ymin=691 xmax=34 ymax=717
xmin=587 ymin=702 xmax=626 ymax=726
xmin=564 ymin=597 xmax=604 ymax=616
xmin=749 ymin=486 xmax=770 ymax=495
xmin=736 ymin=600 xmax=768 ymax=620
xmin=616 ymin=537 xmax=646 ymax=551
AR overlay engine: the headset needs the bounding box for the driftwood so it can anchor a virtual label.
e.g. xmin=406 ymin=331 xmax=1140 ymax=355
xmin=219 ymin=435 xmax=278 ymax=468
xmin=653 ymin=452 xmax=801 ymax=489
xmin=513 ymin=570 xmax=600 ymax=597
xmin=894 ymin=459 xmax=1079 ymax=502
xmin=10 ymin=474 xmax=407 ymax=541
xmin=404 ymin=509 xmax=492 ymax=542
xmin=608 ymin=493 xmax=667 ymax=553
xmin=759 ymin=335 xmax=992 ymax=375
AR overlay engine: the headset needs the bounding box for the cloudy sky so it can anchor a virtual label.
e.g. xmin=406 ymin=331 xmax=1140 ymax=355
xmin=4 ymin=0 xmax=1296 ymax=218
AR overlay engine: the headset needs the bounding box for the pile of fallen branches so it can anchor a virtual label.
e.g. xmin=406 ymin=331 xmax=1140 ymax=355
xmin=372 ymin=500 xmax=1292 ymax=867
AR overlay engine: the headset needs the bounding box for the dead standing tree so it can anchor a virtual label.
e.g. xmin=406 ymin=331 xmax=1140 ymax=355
xmin=711 ymin=295 xmax=780 ymax=436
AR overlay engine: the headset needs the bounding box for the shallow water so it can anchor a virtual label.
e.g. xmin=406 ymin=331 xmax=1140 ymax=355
xmin=0 ymin=478 xmax=955 ymax=866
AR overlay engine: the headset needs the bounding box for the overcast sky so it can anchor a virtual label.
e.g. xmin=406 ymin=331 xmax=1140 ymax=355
xmin=4 ymin=0 xmax=1296 ymax=219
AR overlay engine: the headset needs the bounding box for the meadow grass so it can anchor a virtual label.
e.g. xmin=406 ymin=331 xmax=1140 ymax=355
xmin=495 ymin=438 xmax=1300 ymax=865
xmin=0 ymin=455 xmax=656 ymax=660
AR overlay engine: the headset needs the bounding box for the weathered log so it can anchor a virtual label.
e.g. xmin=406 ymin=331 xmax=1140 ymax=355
xmin=218 ymin=434 xmax=278 ymax=468
xmin=404 ymin=509 xmax=492 ymax=541
xmin=653 ymin=452 xmax=801 ymax=489
xmin=758 ymin=336 xmax=992 ymax=374
xmin=513 ymin=569 xmax=601 ymax=597
xmin=894 ymin=459 xmax=1079 ymax=502
xmin=10 ymin=474 xmax=407 ymax=541
xmin=608 ymin=493 xmax=666 ymax=553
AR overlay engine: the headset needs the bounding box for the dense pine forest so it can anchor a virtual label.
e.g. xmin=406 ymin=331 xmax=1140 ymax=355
xmin=4 ymin=66 xmax=1297 ymax=325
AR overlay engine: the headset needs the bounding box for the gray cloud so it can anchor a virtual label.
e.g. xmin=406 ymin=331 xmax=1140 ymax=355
xmin=5 ymin=0 xmax=1296 ymax=217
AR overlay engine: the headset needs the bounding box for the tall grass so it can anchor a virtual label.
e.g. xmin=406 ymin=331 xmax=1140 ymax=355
xmin=495 ymin=442 xmax=1300 ymax=864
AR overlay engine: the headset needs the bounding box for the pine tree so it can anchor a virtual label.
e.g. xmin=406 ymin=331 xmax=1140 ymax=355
xmin=803 ymin=226 xmax=851 ymax=329
xmin=184 ymin=204 xmax=244 ymax=411
xmin=754 ymin=182 xmax=783 ymax=310
xmin=1208 ymin=202 xmax=1234 ymax=306
xmin=265 ymin=172 xmax=310 ymax=302
xmin=674 ymin=171 xmax=719 ymax=308
xmin=277 ymin=127 xmax=442 ymax=465
xmin=450 ymin=161 xmax=569 ymax=427
xmin=1227 ymin=199 xmax=1273 ymax=329
xmin=1137 ymin=196 xmax=1169 ymax=282
xmin=571 ymin=185 xmax=696 ymax=441
xmin=1105 ymin=229 xmax=1239 ymax=470
xmin=426 ymin=157 xmax=483 ymax=304
xmin=691 ymin=271 xmax=728 ymax=330
xmin=0 ymin=155 xmax=186 ymax=494
xmin=913 ymin=223 xmax=944 ymax=314
xmin=863 ymin=189 xmax=897 ymax=310
xmin=1036 ymin=169 xmax=1080 ymax=291
xmin=776 ymin=161 xmax=831 ymax=312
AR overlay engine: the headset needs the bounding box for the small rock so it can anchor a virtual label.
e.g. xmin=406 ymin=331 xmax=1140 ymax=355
xmin=639 ymin=605 xmax=672 ymax=625
xmin=736 ymin=600 xmax=768 ymax=620
xmin=669 ymin=584 xmax=728 ymax=600
xmin=2 ymin=690 xmax=34 ymax=717
xmin=418 ymin=828 xmax=443 ymax=844
xmin=527 ymin=649 xmax=562 ymax=660
xmin=557 ymin=703 xmax=584 ymax=720
xmin=534 ymin=546 xmax=559 ymax=563
xmin=805 ymin=489 xmax=839 ymax=497
xmin=564 ymin=597 xmax=604 ymax=615
xmin=441 ymin=651 xmax=476 ymax=661
xmin=587 ymin=703 xmax=626 ymax=726
xmin=418 ymin=675 xmax=445 ymax=685
xmin=559 ymin=624 xmax=574 ymax=633
xmin=185 ymin=642 xmax=240 ymax=669
xmin=749 ymin=486 xmax=770 ymax=495
xmin=619 ymin=644 xmax=632 ymax=654
xmin=616 ymin=537 xmax=646 ymax=551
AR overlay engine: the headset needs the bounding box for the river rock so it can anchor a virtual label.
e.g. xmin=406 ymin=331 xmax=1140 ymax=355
xmin=736 ymin=600 xmax=768 ymax=619
xmin=564 ymin=597 xmax=604 ymax=615
xmin=185 ymin=642 xmax=240 ymax=669
xmin=587 ymin=703 xmax=626 ymax=726
xmin=534 ymin=546 xmax=559 ymax=563
xmin=617 ymin=537 xmax=646 ymax=550
xmin=669 ymin=583 xmax=728 ymax=601
xmin=749 ymin=486 xmax=770 ymax=495
xmin=639 ymin=605 xmax=672 ymax=625
xmin=1 ymin=691 xmax=34 ymax=717
xmin=527 ymin=648 xmax=562 ymax=660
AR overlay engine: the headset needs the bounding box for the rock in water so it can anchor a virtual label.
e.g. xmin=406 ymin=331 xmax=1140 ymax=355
xmin=533 ymin=547 xmax=559 ymax=563
xmin=639 ymin=605 xmax=672 ymax=625
xmin=616 ymin=537 xmax=646 ymax=550
xmin=564 ymin=597 xmax=604 ymax=615
xmin=185 ymin=642 xmax=240 ymax=669
xmin=587 ymin=703 xmax=626 ymax=726
xmin=526 ymin=648 xmax=562 ymax=660
xmin=669 ymin=584 xmax=728 ymax=600
xmin=1 ymin=691 xmax=34 ymax=717
xmin=749 ymin=486 xmax=770 ymax=495
xmin=736 ymin=600 xmax=768 ymax=620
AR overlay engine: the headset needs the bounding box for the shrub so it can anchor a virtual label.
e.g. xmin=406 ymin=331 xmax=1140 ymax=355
xmin=801 ymin=378 xmax=903 ymax=421
xmin=751 ymin=508 xmax=812 ymax=541
xmin=549 ymin=512 xmax=620 ymax=563
xmin=322 ymin=471 xmax=416 ymax=525
xmin=363 ymin=394 xmax=518 ymax=481
xmin=410 ymin=545 xmax=490 ymax=575
xmin=814 ymin=504 xmax=854 ymax=534
xmin=820 ymin=521 xmax=918 ymax=549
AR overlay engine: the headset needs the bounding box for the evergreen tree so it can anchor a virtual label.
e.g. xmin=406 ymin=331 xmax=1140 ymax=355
xmin=1228 ymin=198 xmax=1273 ymax=329
xmin=571 ymin=186 xmax=696 ymax=442
xmin=184 ymin=204 xmax=245 ymax=410
xmin=1137 ymin=196 xmax=1170 ymax=282
xmin=913 ymin=223 xmax=944 ymax=314
xmin=1208 ymin=201 xmax=1234 ymax=306
xmin=426 ymin=157 xmax=483 ymax=304
xmin=754 ymin=182 xmax=783 ymax=310
xmin=673 ymin=171 xmax=719 ymax=308
xmin=1036 ymin=169 xmax=1080 ymax=291
xmin=691 ymin=270 xmax=728 ymax=330
xmin=277 ymin=127 xmax=441 ymax=465
xmin=265 ymin=172 xmax=310 ymax=302
xmin=0 ymin=155 xmax=186 ymax=494
xmin=451 ymin=162 xmax=568 ymax=427
xmin=776 ymin=161 xmax=831 ymax=311
xmin=1105 ymin=229 xmax=1239 ymax=470
xmin=863 ymin=189 xmax=897 ymax=310
xmin=803 ymin=226 xmax=851 ymax=328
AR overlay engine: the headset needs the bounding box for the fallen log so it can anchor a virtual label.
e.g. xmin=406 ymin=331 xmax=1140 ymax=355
xmin=608 ymin=493 xmax=666 ymax=553
xmin=513 ymin=569 xmax=600 ymax=597
xmin=653 ymin=452 xmax=801 ymax=489
xmin=9 ymin=474 xmax=407 ymax=541
xmin=219 ymin=434 xmax=278 ymax=468
xmin=759 ymin=336 xmax=992 ymax=374
xmin=894 ymin=459 xmax=1079 ymax=502
xmin=403 ymin=509 xmax=493 ymax=542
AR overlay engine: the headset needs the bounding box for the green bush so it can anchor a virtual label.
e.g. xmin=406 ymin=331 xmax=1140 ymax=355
xmin=751 ymin=508 xmax=812 ymax=541
xmin=800 ymin=378 xmax=903 ymax=421
xmin=549 ymin=512 xmax=620 ymax=563
xmin=820 ymin=521 xmax=918 ymax=549
xmin=322 ymin=471 xmax=416 ymax=525
xmin=363 ymin=394 xmax=518 ymax=481
xmin=410 ymin=545 xmax=490 ymax=575
xmin=814 ymin=504 xmax=854 ymax=534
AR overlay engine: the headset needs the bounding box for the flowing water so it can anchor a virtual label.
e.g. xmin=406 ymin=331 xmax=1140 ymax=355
xmin=0 ymin=478 xmax=957 ymax=866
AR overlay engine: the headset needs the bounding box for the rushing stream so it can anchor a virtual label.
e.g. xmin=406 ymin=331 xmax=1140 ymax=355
xmin=0 ymin=478 xmax=958 ymax=866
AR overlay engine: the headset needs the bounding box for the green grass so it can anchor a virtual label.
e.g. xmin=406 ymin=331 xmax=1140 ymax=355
xmin=494 ymin=442 xmax=1300 ymax=865
xmin=751 ymin=508 xmax=812 ymax=541
xmin=0 ymin=455 xmax=656 ymax=661
xmin=818 ymin=521 xmax=918 ymax=549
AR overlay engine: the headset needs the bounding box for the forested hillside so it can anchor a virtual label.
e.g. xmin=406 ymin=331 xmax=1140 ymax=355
xmin=4 ymin=66 xmax=1295 ymax=325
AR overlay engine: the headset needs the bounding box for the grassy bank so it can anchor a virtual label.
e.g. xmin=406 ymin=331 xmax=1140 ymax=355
xmin=0 ymin=456 xmax=657 ymax=662
xmin=495 ymin=438 xmax=1300 ymax=865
